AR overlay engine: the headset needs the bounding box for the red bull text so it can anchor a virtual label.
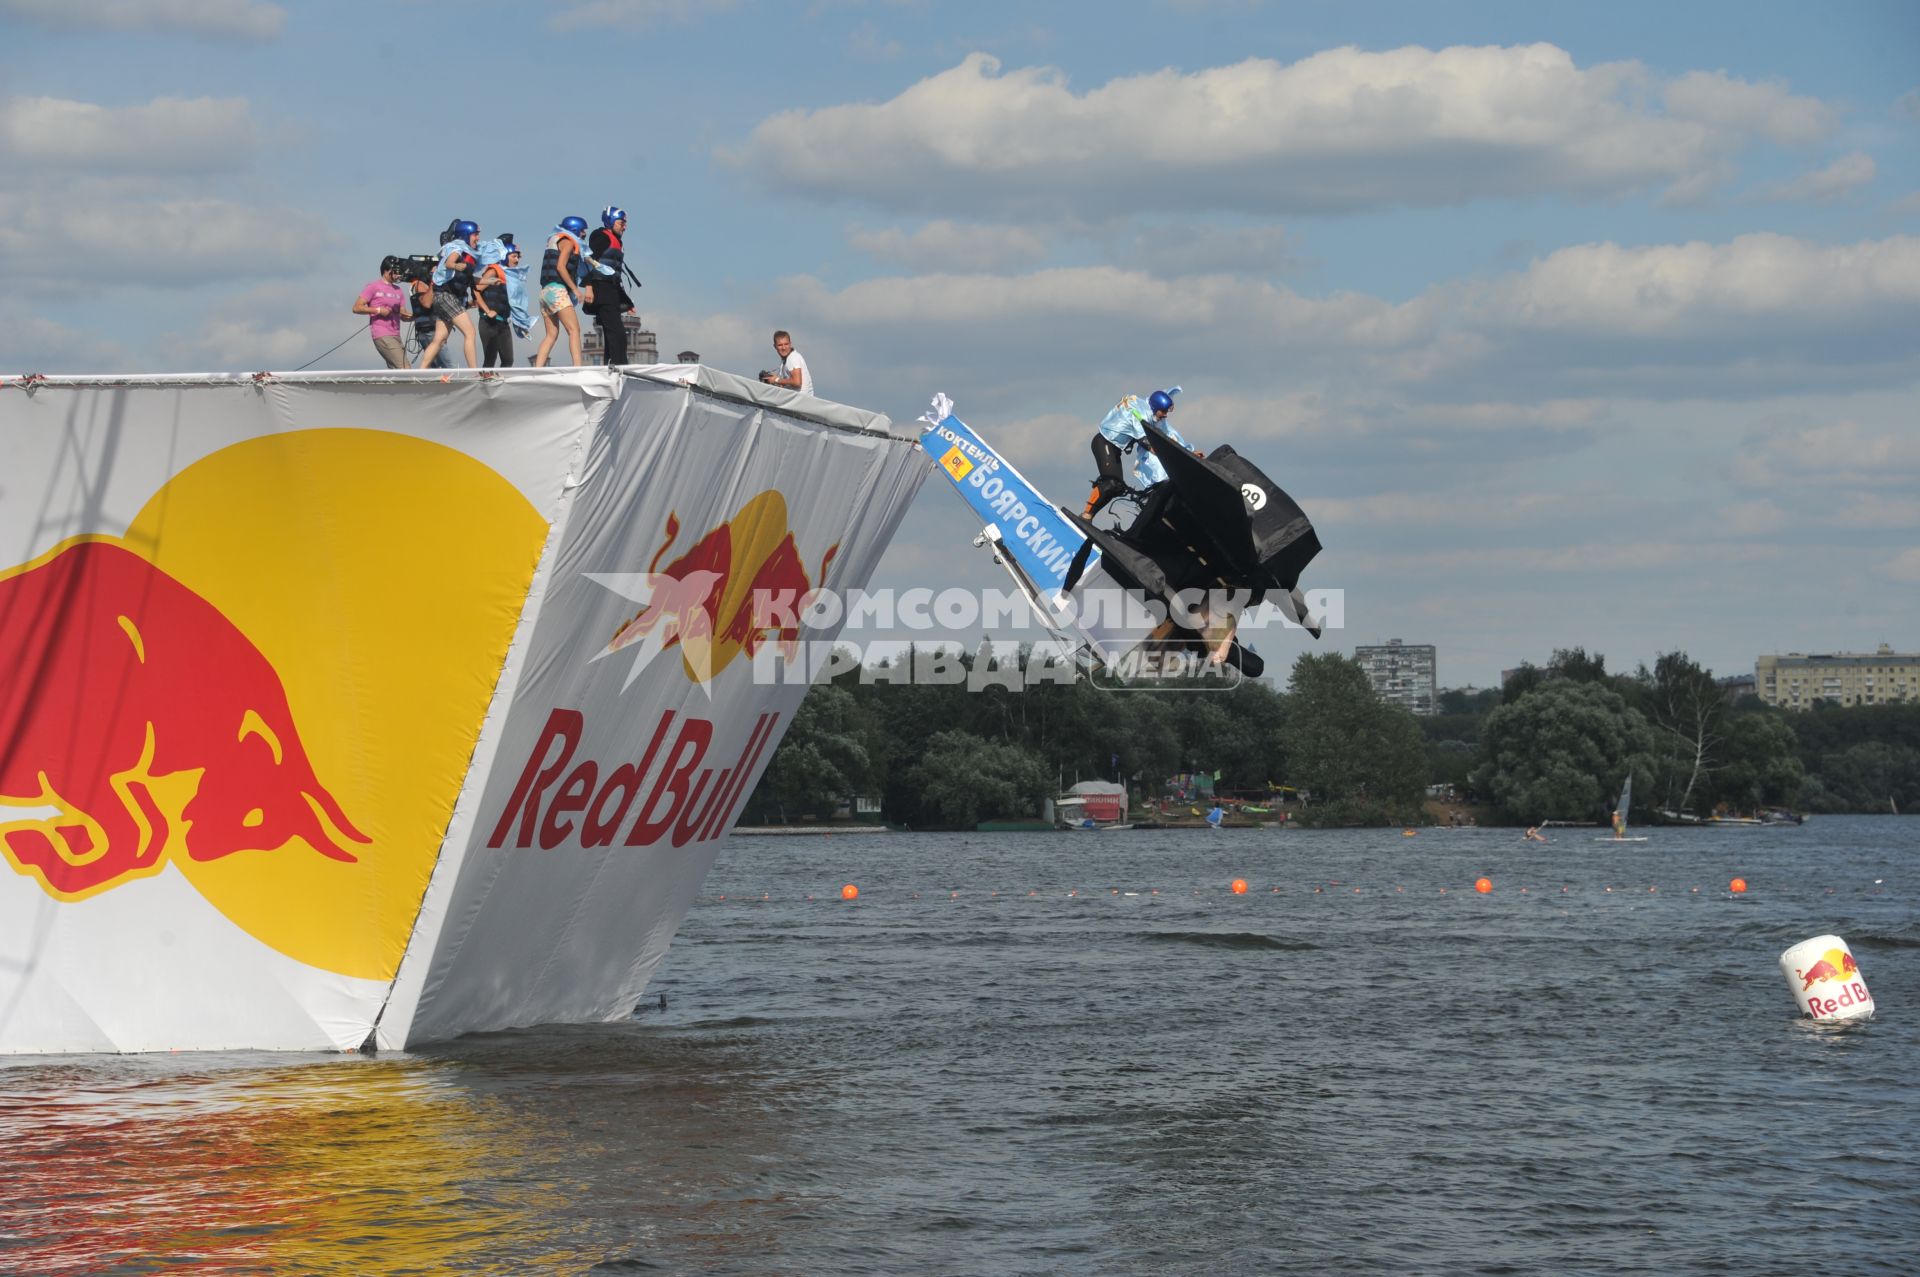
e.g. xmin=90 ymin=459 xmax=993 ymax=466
xmin=487 ymin=708 xmax=779 ymax=851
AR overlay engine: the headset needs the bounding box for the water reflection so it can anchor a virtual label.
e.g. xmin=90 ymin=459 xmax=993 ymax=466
xmin=1 ymin=1024 xmax=811 ymax=1274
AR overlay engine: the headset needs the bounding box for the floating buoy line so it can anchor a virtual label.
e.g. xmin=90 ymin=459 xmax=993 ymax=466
xmin=706 ymin=877 xmax=1896 ymax=903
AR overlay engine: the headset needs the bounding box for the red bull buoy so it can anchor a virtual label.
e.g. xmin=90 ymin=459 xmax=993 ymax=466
xmin=1779 ymin=934 xmax=1873 ymax=1022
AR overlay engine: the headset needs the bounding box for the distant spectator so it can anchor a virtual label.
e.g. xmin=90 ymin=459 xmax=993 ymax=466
xmin=474 ymin=243 xmax=520 ymax=368
xmin=353 ymin=257 xmax=411 ymax=369
xmin=760 ymin=330 xmax=812 ymax=395
xmin=533 ymin=216 xmax=590 ymax=367
xmin=418 ymin=219 xmax=482 ymax=369
xmin=586 ymin=205 xmax=635 ymax=366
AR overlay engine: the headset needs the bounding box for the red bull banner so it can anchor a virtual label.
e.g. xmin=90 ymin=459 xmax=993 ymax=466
xmin=0 ymin=368 xmax=926 ymax=1053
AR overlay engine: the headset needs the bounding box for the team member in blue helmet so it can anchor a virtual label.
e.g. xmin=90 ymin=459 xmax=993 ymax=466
xmin=586 ymin=206 xmax=636 ymax=366
xmin=1082 ymin=387 xmax=1199 ymax=518
xmin=533 ymin=215 xmax=591 ymax=367
xmin=418 ymin=219 xmax=481 ymax=368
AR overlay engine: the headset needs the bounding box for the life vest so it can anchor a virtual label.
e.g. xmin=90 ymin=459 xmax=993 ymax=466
xmin=476 ymin=263 xmax=509 ymax=318
xmin=541 ymin=230 xmax=586 ymax=288
xmin=432 ymin=241 xmax=476 ymax=300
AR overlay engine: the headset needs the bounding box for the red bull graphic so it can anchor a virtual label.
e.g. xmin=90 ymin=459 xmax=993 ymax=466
xmin=1779 ymin=935 xmax=1873 ymax=1022
xmin=594 ymin=491 xmax=837 ymax=685
xmin=0 ymin=538 xmax=369 ymax=901
xmin=487 ymin=708 xmax=779 ymax=851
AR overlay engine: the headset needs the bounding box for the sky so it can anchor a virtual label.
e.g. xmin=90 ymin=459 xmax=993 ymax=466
xmin=4 ymin=0 xmax=1917 ymax=689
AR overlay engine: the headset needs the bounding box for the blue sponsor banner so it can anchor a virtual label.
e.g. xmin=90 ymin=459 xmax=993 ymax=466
xmin=917 ymin=415 xmax=1090 ymax=589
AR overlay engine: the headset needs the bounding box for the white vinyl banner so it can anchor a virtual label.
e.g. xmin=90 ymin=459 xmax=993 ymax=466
xmin=0 ymin=368 xmax=927 ymax=1054
xmin=386 ymin=375 xmax=925 ymax=1045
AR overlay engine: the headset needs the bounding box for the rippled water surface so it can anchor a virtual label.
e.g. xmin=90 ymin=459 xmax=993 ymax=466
xmin=4 ymin=818 xmax=1917 ymax=1274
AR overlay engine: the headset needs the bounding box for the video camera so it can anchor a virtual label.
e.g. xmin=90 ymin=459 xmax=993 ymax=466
xmin=385 ymin=254 xmax=437 ymax=285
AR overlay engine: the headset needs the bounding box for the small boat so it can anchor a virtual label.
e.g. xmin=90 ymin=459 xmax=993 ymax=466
xmin=1070 ymin=820 xmax=1134 ymax=832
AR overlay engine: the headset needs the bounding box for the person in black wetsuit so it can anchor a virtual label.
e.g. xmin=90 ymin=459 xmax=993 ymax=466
xmin=586 ymin=205 xmax=634 ymax=366
xmin=474 ymin=242 xmax=519 ymax=368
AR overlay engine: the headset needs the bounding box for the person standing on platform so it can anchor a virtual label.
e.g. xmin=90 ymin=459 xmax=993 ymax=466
xmin=533 ymin=216 xmax=590 ymax=367
xmin=586 ymin=206 xmax=635 ymax=366
xmin=353 ymin=257 xmax=411 ymax=369
xmin=759 ymin=330 xmax=812 ymax=394
xmin=474 ymin=243 xmax=520 ymax=368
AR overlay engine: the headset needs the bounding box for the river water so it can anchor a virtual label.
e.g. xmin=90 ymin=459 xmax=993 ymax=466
xmin=3 ymin=817 xmax=1916 ymax=1274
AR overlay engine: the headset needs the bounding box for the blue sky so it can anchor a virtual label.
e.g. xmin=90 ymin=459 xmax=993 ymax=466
xmin=4 ymin=0 xmax=1917 ymax=687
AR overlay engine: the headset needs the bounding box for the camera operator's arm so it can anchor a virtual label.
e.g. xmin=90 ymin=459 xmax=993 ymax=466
xmin=352 ymin=291 xmax=386 ymax=318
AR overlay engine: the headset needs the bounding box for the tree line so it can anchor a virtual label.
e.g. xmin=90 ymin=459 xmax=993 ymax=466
xmin=741 ymin=645 xmax=1917 ymax=829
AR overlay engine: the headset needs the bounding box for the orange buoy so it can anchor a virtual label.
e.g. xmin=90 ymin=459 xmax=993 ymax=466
xmin=1474 ymin=877 xmax=1492 ymax=894
xmin=1231 ymin=878 xmax=1248 ymax=895
xmin=840 ymin=883 xmax=859 ymax=900
xmin=1730 ymin=877 xmax=1748 ymax=894
xmin=1402 ymin=829 xmax=1417 ymax=837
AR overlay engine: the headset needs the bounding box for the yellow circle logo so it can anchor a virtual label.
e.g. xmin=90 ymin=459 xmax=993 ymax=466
xmin=0 ymin=429 xmax=544 ymax=980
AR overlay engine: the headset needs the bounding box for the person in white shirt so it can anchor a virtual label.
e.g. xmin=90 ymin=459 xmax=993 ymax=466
xmin=760 ymin=330 xmax=813 ymax=395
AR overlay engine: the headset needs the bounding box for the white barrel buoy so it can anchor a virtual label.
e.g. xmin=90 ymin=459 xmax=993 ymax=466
xmin=1779 ymin=934 xmax=1874 ymax=1022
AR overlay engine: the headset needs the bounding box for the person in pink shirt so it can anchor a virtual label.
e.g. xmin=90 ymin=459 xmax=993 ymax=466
xmin=352 ymin=257 xmax=412 ymax=369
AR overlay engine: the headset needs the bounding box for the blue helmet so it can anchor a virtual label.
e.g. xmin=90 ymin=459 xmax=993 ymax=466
xmin=453 ymin=219 xmax=479 ymax=242
xmin=559 ymin=215 xmax=588 ymax=236
xmin=601 ymin=205 xmax=627 ymax=228
xmin=1148 ymin=388 xmax=1178 ymax=415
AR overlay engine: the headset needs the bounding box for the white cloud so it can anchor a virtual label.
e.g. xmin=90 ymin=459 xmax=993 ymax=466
xmin=848 ymin=220 xmax=1050 ymax=272
xmin=0 ymin=186 xmax=341 ymax=285
xmin=1711 ymin=499 xmax=1792 ymax=536
xmin=551 ymin=0 xmax=737 ymax=30
xmin=1475 ymin=233 xmax=1920 ymax=337
xmin=0 ymin=0 xmax=284 ymax=41
xmin=0 ymin=95 xmax=261 ymax=174
xmin=1751 ymin=152 xmax=1876 ymax=204
xmin=0 ymin=304 xmax=125 ymax=373
xmin=1888 ymin=548 xmax=1920 ymax=584
xmin=1731 ymin=420 xmax=1920 ymax=489
xmin=1120 ymin=224 xmax=1295 ymax=277
xmin=1826 ymin=493 xmax=1920 ymax=530
xmin=152 ymin=281 xmax=374 ymax=372
xmin=727 ymin=45 xmax=1838 ymax=216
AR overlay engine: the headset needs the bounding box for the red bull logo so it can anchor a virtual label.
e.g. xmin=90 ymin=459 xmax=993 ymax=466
xmin=1794 ymin=945 xmax=1869 ymax=1016
xmin=486 ymin=707 xmax=779 ymax=851
xmin=595 ymin=491 xmax=836 ymax=686
xmin=0 ymin=539 xmax=369 ymax=901
xmin=0 ymin=426 xmax=550 ymax=981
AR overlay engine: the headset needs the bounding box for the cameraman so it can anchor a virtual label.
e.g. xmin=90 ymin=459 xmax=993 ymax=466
xmin=353 ymin=257 xmax=412 ymax=369
xmin=586 ymin=206 xmax=634 ymax=366
xmin=408 ymin=274 xmax=447 ymax=368
xmin=418 ymin=219 xmax=482 ymax=369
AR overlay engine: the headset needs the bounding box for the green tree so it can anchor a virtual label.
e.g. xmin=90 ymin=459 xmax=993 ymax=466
xmin=747 ymin=683 xmax=873 ymax=822
xmin=1279 ymin=653 xmax=1427 ymax=824
xmin=1635 ymin=652 xmax=1728 ymax=815
xmin=1472 ymin=680 xmax=1658 ymax=823
xmin=904 ymin=730 xmax=1051 ymax=829
xmin=1708 ymin=711 xmax=1805 ymax=812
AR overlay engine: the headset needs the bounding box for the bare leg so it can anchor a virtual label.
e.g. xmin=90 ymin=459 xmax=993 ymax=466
xmin=450 ymin=311 xmax=479 ymax=368
xmin=562 ymin=307 xmax=583 ymax=365
xmin=533 ymin=311 xmax=560 ymax=367
xmin=417 ymin=318 xmax=450 ymax=369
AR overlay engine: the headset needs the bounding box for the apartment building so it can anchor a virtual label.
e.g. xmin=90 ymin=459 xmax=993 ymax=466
xmin=1356 ymin=638 xmax=1437 ymax=715
xmin=1755 ymin=644 xmax=1920 ymax=709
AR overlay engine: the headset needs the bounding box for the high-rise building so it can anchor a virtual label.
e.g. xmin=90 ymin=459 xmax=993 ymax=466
xmin=580 ymin=314 xmax=659 ymax=366
xmin=1755 ymin=645 xmax=1920 ymax=709
xmin=1355 ymin=638 xmax=1437 ymax=715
